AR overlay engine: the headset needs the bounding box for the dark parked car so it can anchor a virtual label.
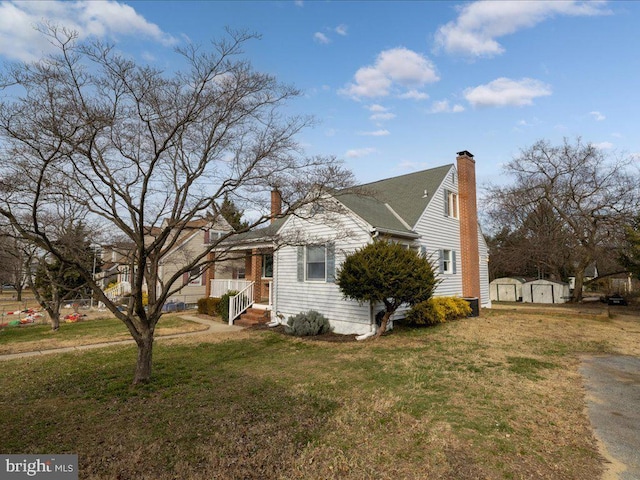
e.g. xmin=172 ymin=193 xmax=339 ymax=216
xmin=606 ymin=294 xmax=628 ymax=306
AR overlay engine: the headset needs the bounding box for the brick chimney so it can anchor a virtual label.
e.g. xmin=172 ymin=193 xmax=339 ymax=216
xmin=270 ymin=189 xmax=282 ymax=224
xmin=457 ymin=150 xmax=481 ymax=303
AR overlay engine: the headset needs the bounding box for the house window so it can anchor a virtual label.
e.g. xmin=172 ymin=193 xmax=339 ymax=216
xmin=306 ymin=246 xmax=326 ymax=281
xmin=188 ymin=266 xmax=203 ymax=286
xmin=207 ymin=230 xmax=224 ymax=243
xmin=297 ymin=244 xmax=335 ymax=283
xmin=262 ymin=253 xmax=273 ymax=278
xmin=445 ymin=191 xmax=459 ymax=219
xmin=121 ymin=266 xmax=130 ymax=283
xmin=439 ymin=249 xmax=456 ymax=274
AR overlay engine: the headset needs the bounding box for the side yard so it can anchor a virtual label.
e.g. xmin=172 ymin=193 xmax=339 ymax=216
xmin=0 ymin=313 xmax=208 ymax=355
xmin=0 ymin=304 xmax=638 ymax=479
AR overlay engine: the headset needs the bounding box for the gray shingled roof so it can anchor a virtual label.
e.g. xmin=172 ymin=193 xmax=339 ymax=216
xmin=226 ymin=164 xmax=453 ymax=243
xmin=336 ymin=164 xmax=453 ymax=233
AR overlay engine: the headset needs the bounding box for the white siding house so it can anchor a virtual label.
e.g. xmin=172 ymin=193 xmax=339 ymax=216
xmin=273 ymin=209 xmax=375 ymax=334
xmin=267 ymin=150 xmax=490 ymax=335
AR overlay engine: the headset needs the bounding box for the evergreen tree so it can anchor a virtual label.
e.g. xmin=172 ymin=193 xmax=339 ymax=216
xmin=218 ymin=194 xmax=248 ymax=231
xmin=30 ymin=223 xmax=97 ymax=330
xmin=337 ymin=240 xmax=438 ymax=338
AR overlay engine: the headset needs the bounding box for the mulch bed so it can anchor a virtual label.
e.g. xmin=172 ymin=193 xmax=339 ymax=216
xmin=248 ymin=323 xmax=359 ymax=343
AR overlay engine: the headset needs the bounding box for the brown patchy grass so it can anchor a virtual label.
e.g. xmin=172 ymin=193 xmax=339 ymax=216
xmin=0 ymin=302 xmax=639 ymax=479
xmin=0 ymin=312 xmax=208 ymax=355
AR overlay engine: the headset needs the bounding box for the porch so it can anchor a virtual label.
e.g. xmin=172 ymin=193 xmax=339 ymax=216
xmin=209 ymin=247 xmax=274 ymax=324
xmin=210 ymin=279 xmax=273 ymax=325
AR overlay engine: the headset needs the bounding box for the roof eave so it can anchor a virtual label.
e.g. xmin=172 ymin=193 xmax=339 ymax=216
xmin=371 ymin=227 xmax=420 ymax=240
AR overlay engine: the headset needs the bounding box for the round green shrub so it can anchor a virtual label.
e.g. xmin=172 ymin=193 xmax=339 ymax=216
xmin=285 ymin=310 xmax=331 ymax=336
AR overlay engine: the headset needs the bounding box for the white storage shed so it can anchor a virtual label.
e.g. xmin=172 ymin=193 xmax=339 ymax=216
xmin=489 ymin=277 xmax=526 ymax=302
xmin=522 ymin=279 xmax=570 ymax=304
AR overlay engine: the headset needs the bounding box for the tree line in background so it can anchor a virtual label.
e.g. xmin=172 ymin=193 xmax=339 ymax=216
xmin=483 ymin=138 xmax=640 ymax=301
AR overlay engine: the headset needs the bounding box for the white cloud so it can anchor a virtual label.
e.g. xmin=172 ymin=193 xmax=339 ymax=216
xmin=370 ymin=112 xmax=396 ymax=121
xmin=430 ymin=99 xmax=465 ymax=113
xmin=295 ymin=0 xmax=304 ymax=6
xmin=589 ymin=111 xmax=606 ymax=121
xmin=594 ymin=141 xmax=614 ymax=150
xmin=367 ymin=104 xmax=388 ymax=112
xmin=340 ymin=47 xmax=439 ymax=99
xmin=345 ymin=147 xmax=377 ymax=158
xmin=399 ymin=89 xmax=429 ymax=101
xmin=358 ymin=129 xmax=390 ymax=136
xmin=464 ymin=77 xmax=552 ymax=108
xmin=313 ymin=32 xmax=330 ymax=44
xmin=0 ymin=0 xmax=176 ymax=61
xmin=335 ymin=24 xmax=348 ymax=36
xmin=434 ymin=0 xmax=611 ymax=58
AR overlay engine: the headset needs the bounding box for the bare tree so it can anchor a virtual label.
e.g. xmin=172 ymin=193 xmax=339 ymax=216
xmin=0 ymin=26 xmax=352 ymax=383
xmin=485 ymin=138 xmax=639 ymax=301
xmin=486 ymin=201 xmax=576 ymax=281
xmin=0 ymin=229 xmax=27 ymax=300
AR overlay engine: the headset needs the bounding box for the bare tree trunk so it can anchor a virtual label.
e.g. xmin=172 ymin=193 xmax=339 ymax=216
xmin=375 ymin=311 xmax=393 ymax=338
xmin=133 ymin=331 xmax=154 ymax=384
xmin=27 ymin=272 xmax=62 ymax=331
xmin=49 ymin=309 xmax=61 ymax=331
xmin=572 ymin=269 xmax=585 ymax=303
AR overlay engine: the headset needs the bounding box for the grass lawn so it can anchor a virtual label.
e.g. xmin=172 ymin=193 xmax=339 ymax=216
xmin=1 ymin=304 xmax=639 ymax=479
xmin=0 ymin=314 xmax=209 ymax=355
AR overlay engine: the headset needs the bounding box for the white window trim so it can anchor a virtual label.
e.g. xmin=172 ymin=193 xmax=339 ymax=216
xmin=305 ymin=245 xmax=327 ymax=282
xmin=442 ymin=250 xmax=452 ymax=274
xmin=446 ymin=191 xmax=459 ymax=219
xmin=262 ymin=253 xmax=273 ymax=279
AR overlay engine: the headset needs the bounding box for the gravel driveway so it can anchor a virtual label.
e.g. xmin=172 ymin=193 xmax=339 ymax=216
xmin=581 ymin=355 xmax=640 ymax=480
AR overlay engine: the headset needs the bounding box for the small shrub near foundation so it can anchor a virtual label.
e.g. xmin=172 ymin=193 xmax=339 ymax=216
xmin=406 ymin=297 xmax=472 ymax=326
xmin=217 ymin=291 xmax=239 ymax=322
xmin=285 ymin=310 xmax=331 ymax=337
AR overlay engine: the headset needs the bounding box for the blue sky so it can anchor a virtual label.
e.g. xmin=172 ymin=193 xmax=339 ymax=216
xmin=1 ymin=0 xmax=639 ymax=189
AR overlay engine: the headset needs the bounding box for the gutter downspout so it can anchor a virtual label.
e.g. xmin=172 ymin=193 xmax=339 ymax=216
xmin=356 ymin=302 xmax=377 ymax=341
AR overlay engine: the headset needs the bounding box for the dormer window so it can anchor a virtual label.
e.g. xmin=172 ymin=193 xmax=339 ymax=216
xmin=445 ymin=190 xmax=459 ymax=219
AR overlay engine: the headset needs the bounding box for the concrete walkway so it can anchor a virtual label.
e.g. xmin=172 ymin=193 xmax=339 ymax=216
xmin=581 ymin=355 xmax=640 ymax=480
xmin=0 ymin=314 xmax=244 ymax=362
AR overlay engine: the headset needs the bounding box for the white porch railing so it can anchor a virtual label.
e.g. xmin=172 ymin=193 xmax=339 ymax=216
xmin=229 ymin=282 xmax=254 ymax=325
xmin=104 ymin=281 xmax=131 ymax=302
xmin=210 ymin=279 xmax=252 ymax=298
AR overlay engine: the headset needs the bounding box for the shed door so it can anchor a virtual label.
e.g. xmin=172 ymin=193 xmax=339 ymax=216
xmin=497 ymin=284 xmax=518 ymax=302
xmin=532 ymin=284 xmax=554 ymax=304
